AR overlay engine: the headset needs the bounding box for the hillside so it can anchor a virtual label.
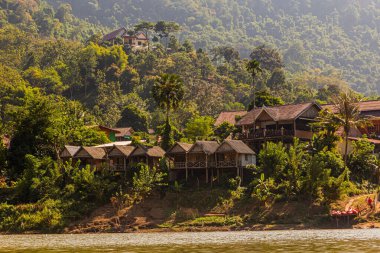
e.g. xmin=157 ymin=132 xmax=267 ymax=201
xmin=45 ymin=0 xmax=380 ymax=94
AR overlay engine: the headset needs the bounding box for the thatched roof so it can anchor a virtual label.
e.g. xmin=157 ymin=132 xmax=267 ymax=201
xmin=188 ymin=141 xmax=219 ymax=155
xmin=108 ymin=145 xmax=135 ymax=157
xmin=216 ymin=140 xmax=255 ymax=155
xmin=75 ymin=147 xmax=106 ymax=160
xmin=61 ymin=145 xmax=80 ymax=158
xmin=130 ymin=145 xmax=166 ymax=158
xmin=237 ymin=103 xmax=320 ymax=126
xmin=167 ymin=142 xmax=193 ymax=154
xmin=215 ymin=111 xmax=247 ymax=126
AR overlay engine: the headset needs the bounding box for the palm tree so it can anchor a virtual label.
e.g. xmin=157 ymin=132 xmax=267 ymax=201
xmin=152 ymin=74 xmax=184 ymax=150
xmin=246 ymin=59 xmax=263 ymax=109
xmin=319 ymin=91 xmax=371 ymax=165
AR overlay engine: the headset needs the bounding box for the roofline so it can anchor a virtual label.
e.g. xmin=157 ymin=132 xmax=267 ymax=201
xmin=215 ymin=140 xmax=255 ymax=154
xmin=293 ymin=102 xmax=322 ymax=120
xmin=166 ymin=142 xmax=192 ymax=154
xmin=188 ymin=141 xmax=219 ymax=154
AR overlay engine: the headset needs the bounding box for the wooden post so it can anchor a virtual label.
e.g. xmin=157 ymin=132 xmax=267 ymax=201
xmin=206 ymin=154 xmax=208 ymax=183
xmin=185 ymin=153 xmax=188 ymax=182
xmin=236 ymin=153 xmax=239 ymax=178
xmin=217 ymin=168 xmax=220 ymax=184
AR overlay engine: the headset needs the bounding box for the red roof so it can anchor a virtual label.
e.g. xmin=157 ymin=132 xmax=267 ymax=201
xmin=215 ymin=111 xmax=247 ymax=126
xmin=322 ymin=100 xmax=380 ymax=114
xmin=102 ymin=27 xmax=128 ymax=42
xmin=237 ymin=103 xmax=319 ymax=126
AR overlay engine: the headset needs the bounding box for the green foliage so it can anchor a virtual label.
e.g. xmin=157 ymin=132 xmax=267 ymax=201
xmin=132 ymin=164 xmax=167 ymax=199
xmin=248 ymin=90 xmax=285 ymax=110
xmin=258 ymin=142 xmax=288 ymax=179
xmin=348 ymin=138 xmax=378 ymax=183
xmin=214 ymin=122 xmax=236 ymax=141
xmin=185 ymin=116 xmax=214 ymax=141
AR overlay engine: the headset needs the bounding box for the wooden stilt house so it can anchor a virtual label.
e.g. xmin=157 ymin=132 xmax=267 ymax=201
xmin=74 ymin=147 xmax=107 ymax=170
xmin=108 ymin=145 xmax=135 ymax=172
xmin=129 ymin=145 xmax=166 ymax=169
xmin=215 ymin=140 xmax=256 ymax=182
xmin=166 ymin=142 xmax=193 ymax=181
xmin=187 ymin=141 xmax=219 ymax=183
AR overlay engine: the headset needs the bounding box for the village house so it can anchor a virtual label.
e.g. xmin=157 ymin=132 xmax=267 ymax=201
xmin=236 ymin=102 xmax=322 ymax=152
xmin=167 ymin=140 xmax=256 ymax=183
xmin=113 ymin=127 xmax=135 ymax=141
xmin=74 ymin=146 xmax=107 ymax=170
xmin=107 ymin=145 xmax=135 ymax=172
xmin=60 ymin=145 xmax=80 ymax=163
xmin=102 ymin=27 xmax=148 ymax=49
xmin=323 ymin=100 xmax=380 ymax=154
xmin=129 ymin=144 xmax=166 ymax=169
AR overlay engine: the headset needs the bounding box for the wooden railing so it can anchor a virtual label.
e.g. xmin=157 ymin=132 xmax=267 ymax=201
xmin=217 ymin=160 xmax=241 ymax=168
xmin=239 ymin=129 xmax=295 ymax=140
xmin=171 ymin=160 xmax=244 ymax=169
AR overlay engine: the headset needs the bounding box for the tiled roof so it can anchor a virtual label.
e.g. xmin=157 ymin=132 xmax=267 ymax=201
xmin=189 ymin=141 xmax=220 ymax=155
xmin=215 ymin=111 xmax=247 ymax=126
xmin=217 ymin=140 xmax=255 ymax=154
xmin=237 ymin=103 xmax=316 ymax=126
xmin=323 ymin=100 xmax=380 ymax=114
xmin=102 ymin=27 xmax=128 ymax=42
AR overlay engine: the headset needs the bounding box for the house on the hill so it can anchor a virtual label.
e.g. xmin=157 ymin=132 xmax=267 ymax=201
xmin=74 ymin=147 xmax=107 ymax=170
xmin=60 ymin=145 xmax=80 ymax=163
xmin=166 ymin=142 xmax=193 ymax=180
xmin=102 ymin=27 xmax=148 ymax=49
xmin=129 ymin=145 xmax=166 ymax=169
xmin=108 ymin=145 xmax=135 ymax=172
xmin=113 ymin=127 xmax=135 ymax=141
xmin=237 ymin=102 xmax=321 ymax=151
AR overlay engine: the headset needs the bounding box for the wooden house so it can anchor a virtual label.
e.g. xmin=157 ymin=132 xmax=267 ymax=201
xmin=113 ymin=127 xmax=135 ymax=141
xmin=108 ymin=145 xmax=135 ymax=172
xmin=166 ymin=142 xmax=193 ymax=180
xmin=237 ymin=102 xmax=321 ymax=151
xmin=60 ymin=145 xmax=80 ymax=163
xmin=74 ymin=147 xmax=107 ymax=170
xmin=215 ymin=140 xmax=256 ymax=181
xmin=187 ymin=141 xmax=220 ymax=183
xmin=129 ymin=145 xmax=166 ymax=169
xmin=98 ymin=125 xmax=121 ymax=142
xmin=102 ymin=27 xmax=128 ymax=45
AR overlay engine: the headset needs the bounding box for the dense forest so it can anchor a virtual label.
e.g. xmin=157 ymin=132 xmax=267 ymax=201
xmin=44 ymin=0 xmax=380 ymax=94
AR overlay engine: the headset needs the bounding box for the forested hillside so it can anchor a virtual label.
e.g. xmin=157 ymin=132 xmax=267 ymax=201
xmin=45 ymin=0 xmax=380 ymax=94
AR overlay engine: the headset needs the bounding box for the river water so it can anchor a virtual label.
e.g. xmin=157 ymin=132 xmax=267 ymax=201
xmin=1 ymin=229 xmax=380 ymax=252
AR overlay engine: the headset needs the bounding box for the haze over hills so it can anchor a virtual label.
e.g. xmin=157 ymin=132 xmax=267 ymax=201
xmin=45 ymin=0 xmax=380 ymax=94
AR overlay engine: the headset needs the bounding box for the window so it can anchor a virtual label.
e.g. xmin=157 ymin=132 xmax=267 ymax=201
xmin=138 ymin=41 xmax=142 ymax=45
xmin=245 ymin=154 xmax=249 ymax=161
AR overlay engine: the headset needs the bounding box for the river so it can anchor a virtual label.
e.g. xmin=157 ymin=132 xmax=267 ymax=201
xmin=1 ymin=229 xmax=380 ymax=252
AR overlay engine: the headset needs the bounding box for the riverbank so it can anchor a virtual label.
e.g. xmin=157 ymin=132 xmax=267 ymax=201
xmin=64 ymin=189 xmax=380 ymax=234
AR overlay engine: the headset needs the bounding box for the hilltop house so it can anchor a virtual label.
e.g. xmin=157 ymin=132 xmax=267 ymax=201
xmin=102 ymin=27 xmax=148 ymax=48
xmin=236 ymin=102 xmax=321 ymax=151
xmin=167 ymin=140 xmax=256 ymax=183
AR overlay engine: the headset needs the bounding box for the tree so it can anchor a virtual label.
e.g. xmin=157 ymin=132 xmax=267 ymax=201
xmin=348 ymin=138 xmax=378 ymax=183
xmin=185 ymin=116 xmax=214 ymax=141
xmin=246 ymin=59 xmax=263 ymax=110
xmin=248 ymin=90 xmax=284 ymax=110
xmin=318 ymin=91 xmax=370 ymax=164
xmin=214 ymin=122 xmax=236 ymax=141
xmin=134 ymin=21 xmax=155 ymax=50
xmin=249 ymin=45 xmax=284 ymax=72
xmin=258 ymin=142 xmax=288 ymax=179
xmin=132 ymin=164 xmax=167 ymax=199
xmin=117 ymin=104 xmax=150 ymax=132
xmin=152 ymin=74 xmax=184 ymax=150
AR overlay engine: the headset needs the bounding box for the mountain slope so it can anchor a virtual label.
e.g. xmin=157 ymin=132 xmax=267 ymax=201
xmin=46 ymin=0 xmax=380 ymax=94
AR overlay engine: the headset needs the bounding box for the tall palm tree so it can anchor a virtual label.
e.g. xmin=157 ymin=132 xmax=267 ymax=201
xmin=152 ymin=73 xmax=184 ymax=150
xmin=319 ymin=91 xmax=370 ymax=165
xmin=246 ymin=59 xmax=263 ymax=110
